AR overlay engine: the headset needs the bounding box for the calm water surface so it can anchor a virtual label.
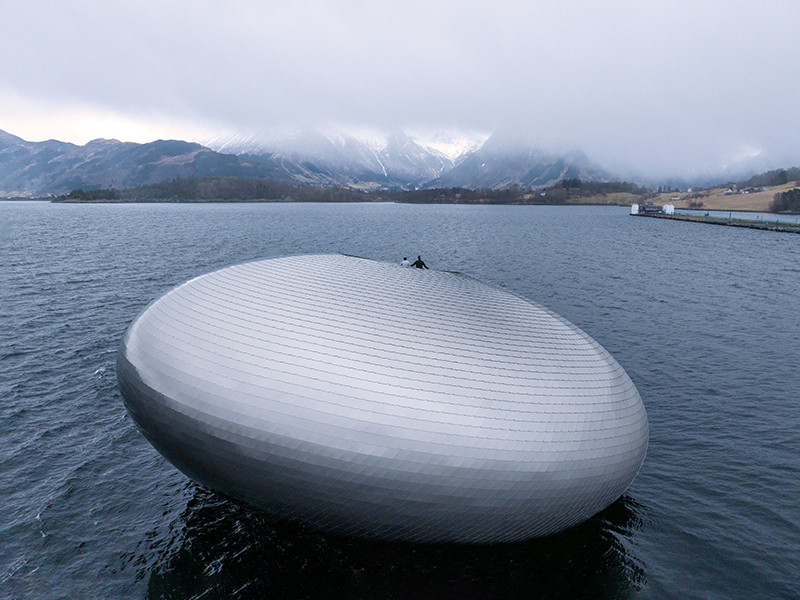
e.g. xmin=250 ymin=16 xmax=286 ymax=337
xmin=2 ymin=202 xmax=798 ymax=599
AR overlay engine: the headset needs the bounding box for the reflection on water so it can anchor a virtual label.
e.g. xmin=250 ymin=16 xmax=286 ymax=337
xmin=144 ymin=487 xmax=646 ymax=600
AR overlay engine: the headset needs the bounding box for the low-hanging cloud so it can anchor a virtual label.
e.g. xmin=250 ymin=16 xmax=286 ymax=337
xmin=1 ymin=0 xmax=799 ymax=178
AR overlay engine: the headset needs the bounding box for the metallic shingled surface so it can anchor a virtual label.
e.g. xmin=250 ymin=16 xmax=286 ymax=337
xmin=117 ymin=254 xmax=648 ymax=542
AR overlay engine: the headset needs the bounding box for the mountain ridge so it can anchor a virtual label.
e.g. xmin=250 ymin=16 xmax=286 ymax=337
xmin=2 ymin=127 xmax=795 ymax=197
xmin=0 ymin=132 xmax=293 ymax=196
xmin=203 ymin=128 xmax=482 ymax=190
xmin=423 ymin=129 xmax=611 ymax=189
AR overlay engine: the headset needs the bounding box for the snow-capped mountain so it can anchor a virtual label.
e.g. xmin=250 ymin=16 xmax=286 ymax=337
xmin=204 ymin=125 xmax=612 ymax=191
xmin=424 ymin=129 xmax=610 ymax=190
xmin=401 ymin=129 xmax=487 ymax=164
xmin=5 ymin=122 xmax=794 ymax=198
xmin=204 ymin=128 xmax=489 ymax=190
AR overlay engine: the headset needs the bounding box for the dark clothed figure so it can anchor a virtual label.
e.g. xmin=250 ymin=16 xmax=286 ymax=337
xmin=412 ymin=256 xmax=428 ymax=269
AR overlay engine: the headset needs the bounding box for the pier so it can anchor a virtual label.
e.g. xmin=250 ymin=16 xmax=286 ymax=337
xmin=630 ymin=206 xmax=800 ymax=234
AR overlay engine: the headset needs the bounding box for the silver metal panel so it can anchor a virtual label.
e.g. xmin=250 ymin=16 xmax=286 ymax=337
xmin=118 ymin=254 xmax=648 ymax=542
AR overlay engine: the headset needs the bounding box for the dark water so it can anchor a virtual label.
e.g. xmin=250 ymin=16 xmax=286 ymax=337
xmin=2 ymin=201 xmax=798 ymax=599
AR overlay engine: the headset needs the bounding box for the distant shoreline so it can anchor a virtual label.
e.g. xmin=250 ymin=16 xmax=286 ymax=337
xmin=3 ymin=178 xmax=799 ymax=215
xmin=2 ymin=196 xmax=796 ymax=213
xmin=41 ymin=197 xmax=633 ymax=206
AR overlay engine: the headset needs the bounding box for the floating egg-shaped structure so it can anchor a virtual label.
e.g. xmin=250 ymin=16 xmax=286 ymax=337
xmin=118 ymin=254 xmax=648 ymax=543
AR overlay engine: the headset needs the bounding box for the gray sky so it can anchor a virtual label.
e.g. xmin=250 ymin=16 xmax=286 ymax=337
xmin=2 ymin=0 xmax=799 ymax=177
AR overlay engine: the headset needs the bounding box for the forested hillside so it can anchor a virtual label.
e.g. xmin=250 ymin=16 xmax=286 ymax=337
xmin=53 ymin=177 xmax=652 ymax=205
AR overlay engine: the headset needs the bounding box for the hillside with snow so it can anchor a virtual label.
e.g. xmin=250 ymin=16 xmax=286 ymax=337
xmin=204 ymin=127 xmax=488 ymax=190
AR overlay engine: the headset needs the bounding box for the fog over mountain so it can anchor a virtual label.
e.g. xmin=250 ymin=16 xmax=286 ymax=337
xmin=0 ymin=127 xmax=489 ymax=195
xmin=204 ymin=128 xmax=485 ymax=190
xmin=4 ymin=123 xmax=793 ymax=198
xmin=424 ymin=129 xmax=610 ymax=190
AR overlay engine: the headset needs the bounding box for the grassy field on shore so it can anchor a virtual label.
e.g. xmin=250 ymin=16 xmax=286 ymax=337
xmin=654 ymin=181 xmax=799 ymax=212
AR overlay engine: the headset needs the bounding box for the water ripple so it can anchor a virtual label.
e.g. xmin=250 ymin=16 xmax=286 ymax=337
xmin=1 ymin=202 xmax=798 ymax=599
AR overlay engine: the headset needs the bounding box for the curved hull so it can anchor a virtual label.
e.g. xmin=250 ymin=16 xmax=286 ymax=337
xmin=118 ymin=254 xmax=648 ymax=542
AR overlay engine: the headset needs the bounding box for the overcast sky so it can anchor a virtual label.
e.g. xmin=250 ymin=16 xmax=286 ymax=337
xmin=2 ymin=0 xmax=799 ymax=177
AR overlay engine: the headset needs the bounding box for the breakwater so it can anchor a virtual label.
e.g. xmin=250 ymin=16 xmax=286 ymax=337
xmin=632 ymin=212 xmax=800 ymax=234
